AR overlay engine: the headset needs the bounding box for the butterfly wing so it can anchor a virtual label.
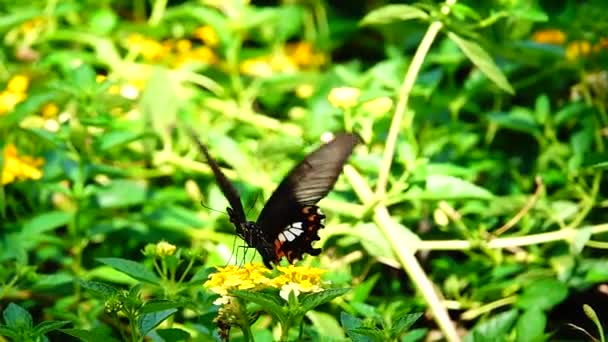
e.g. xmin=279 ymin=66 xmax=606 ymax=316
xmin=255 ymin=132 xmax=361 ymax=264
xmin=189 ymin=131 xmax=247 ymax=229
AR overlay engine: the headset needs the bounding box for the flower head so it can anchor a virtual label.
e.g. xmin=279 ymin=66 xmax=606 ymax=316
xmin=272 ymin=265 xmax=326 ymax=301
xmin=328 ymin=87 xmax=360 ymax=109
xmin=156 ymin=241 xmax=177 ymax=257
xmin=204 ymin=263 xmax=273 ymax=302
xmin=1 ymin=144 xmax=44 ymax=185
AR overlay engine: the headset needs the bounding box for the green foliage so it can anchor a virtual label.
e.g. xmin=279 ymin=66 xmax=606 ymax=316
xmin=1 ymin=0 xmax=608 ymax=340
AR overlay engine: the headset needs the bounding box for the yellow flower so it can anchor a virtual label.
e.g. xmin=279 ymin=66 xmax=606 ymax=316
xmin=273 ymin=265 xmax=326 ymax=300
xmin=175 ymin=39 xmax=192 ymax=53
xmin=0 ymin=91 xmax=26 ymax=114
xmin=193 ymin=25 xmax=219 ymax=47
xmin=7 ymin=75 xmax=29 ymax=93
xmin=1 ymin=144 xmax=44 ymax=185
xmin=327 ymin=87 xmax=360 ymax=109
xmin=566 ymin=40 xmax=592 ymax=60
xmin=285 ymin=41 xmax=326 ymax=68
xmin=531 ymin=29 xmax=566 ymax=45
xmin=204 ymin=263 xmax=272 ymax=297
xmin=240 ymin=57 xmax=274 ymax=77
xmin=295 ymin=84 xmax=314 ymax=99
xmin=362 ymin=96 xmax=393 ymax=115
xmin=41 ymin=103 xmax=59 ymax=118
xmin=156 ymin=241 xmax=176 ymax=257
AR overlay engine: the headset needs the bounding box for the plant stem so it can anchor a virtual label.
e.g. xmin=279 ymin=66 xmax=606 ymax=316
xmin=345 ymin=165 xmax=461 ymax=342
xmin=375 ymin=19 xmax=444 ymax=197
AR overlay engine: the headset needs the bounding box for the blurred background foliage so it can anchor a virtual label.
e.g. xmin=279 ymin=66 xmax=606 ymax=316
xmin=0 ymin=0 xmax=607 ymax=340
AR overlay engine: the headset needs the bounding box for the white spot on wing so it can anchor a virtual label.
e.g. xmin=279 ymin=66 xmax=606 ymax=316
xmin=291 ymin=222 xmax=303 ymax=229
xmin=289 ymin=228 xmax=303 ymax=236
xmin=284 ymin=230 xmax=296 ymax=241
xmin=317 ymin=208 xmax=324 ymax=215
xmin=278 ymin=234 xmax=286 ymax=242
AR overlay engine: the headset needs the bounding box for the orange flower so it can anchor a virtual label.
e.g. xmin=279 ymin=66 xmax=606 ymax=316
xmin=531 ymin=29 xmax=566 ymax=45
xmin=1 ymin=144 xmax=44 ymax=185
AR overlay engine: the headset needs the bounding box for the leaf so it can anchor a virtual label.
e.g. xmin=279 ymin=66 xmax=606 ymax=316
xmin=3 ymin=303 xmax=33 ymax=329
xmin=60 ymin=328 xmax=120 ymax=342
xmin=360 ymin=5 xmax=428 ymax=26
xmin=402 ymin=328 xmax=428 ymax=342
xmin=516 ymin=309 xmax=547 ymax=342
xmin=96 ymin=130 xmax=143 ymax=151
xmin=423 ymin=175 xmax=494 ymax=200
xmin=299 ymin=288 xmax=350 ymax=312
xmin=391 ymin=312 xmax=423 ymax=335
xmin=140 ymin=300 xmax=183 ymax=314
xmin=189 ymin=267 xmax=215 ymax=283
xmin=464 ymin=309 xmax=518 ymax=342
xmin=21 ymin=211 xmax=73 ymax=237
xmin=34 ymin=320 xmax=70 ymax=335
xmin=340 ymin=312 xmax=373 ymax=342
xmin=307 ymin=311 xmax=345 ymax=339
xmin=448 ymin=32 xmax=514 ymax=94
xmin=487 ymin=110 xmax=541 ymax=135
xmin=96 ymin=258 xmax=160 ymax=284
xmin=230 ymin=290 xmax=285 ymax=320
xmin=516 ymin=279 xmax=568 ymax=311
xmin=349 ymin=327 xmax=386 ymax=341
xmin=351 ymin=274 xmax=380 ymax=303
xmin=138 ymin=309 xmax=177 ymax=337
xmin=155 ymin=328 xmax=191 ymax=341
xmin=571 ymin=226 xmax=592 ymax=254
xmin=78 ymin=280 xmax=120 ymax=298
xmin=95 ymin=179 xmax=147 ymax=208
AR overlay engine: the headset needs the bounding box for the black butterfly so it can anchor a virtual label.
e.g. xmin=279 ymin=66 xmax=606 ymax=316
xmin=190 ymin=132 xmax=361 ymax=268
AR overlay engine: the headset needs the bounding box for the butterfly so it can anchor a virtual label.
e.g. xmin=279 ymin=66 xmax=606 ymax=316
xmin=190 ymin=132 xmax=361 ymax=268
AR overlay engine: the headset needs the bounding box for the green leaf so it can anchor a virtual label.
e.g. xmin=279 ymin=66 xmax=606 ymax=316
xmin=78 ymin=280 xmax=121 ymax=298
xmin=3 ymin=303 xmax=33 ymax=329
xmin=516 ymin=309 xmax=546 ymax=342
xmin=340 ymin=312 xmax=373 ymax=342
xmin=2 ymin=303 xmax=34 ymax=331
xmin=360 ymin=5 xmax=428 ymax=26
xmin=140 ymin=67 xmax=179 ymax=135
xmin=34 ymin=320 xmax=70 ymax=335
xmin=487 ymin=110 xmax=541 ymax=135
xmin=391 ymin=312 xmax=423 ymax=335
xmin=95 ymin=179 xmax=148 ymax=208
xmin=96 ymin=130 xmax=143 ymax=151
xmin=299 ymin=288 xmax=350 ymax=312
xmin=571 ymin=226 xmax=592 ymax=254
xmin=140 ymin=300 xmax=183 ymax=314
xmin=230 ymin=290 xmax=285 ymax=319
xmin=448 ymin=32 xmax=514 ymax=94
xmin=155 ymin=328 xmax=191 ymax=341
xmin=60 ymin=328 xmax=120 ymax=342
xmin=349 ymin=327 xmax=386 ymax=341
xmin=516 ymin=279 xmax=568 ymax=311
xmin=403 ymin=328 xmax=428 ymax=342
xmin=351 ymin=274 xmax=380 ymax=303
xmin=465 ymin=309 xmax=518 ymax=342
xmin=21 ymin=211 xmax=73 ymax=237
xmin=97 ymin=258 xmax=160 ymax=284
xmin=307 ymin=311 xmax=345 ymax=339
xmin=423 ymin=175 xmax=494 ymax=200
xmin=138 ymin=309 xmax=177 ymax=337
xmin=0 ymin=326 xmax=19 ymax=339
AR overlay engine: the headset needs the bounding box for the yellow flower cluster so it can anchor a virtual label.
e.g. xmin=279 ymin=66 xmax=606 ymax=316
xmin=1 ymin=144 xmax=44 ymax=185
xmin=531 ymin=29 xmax=608 ymax=60
xmin=240 ymin=41 xmax=326 ymax=77
xmin=204 ymin=263 xmax=327 ymax=304
xmin=0 ymin=75 xmax=29 ymax=115
xmin=126 ymin=25 xmax=220 ymax=68
xmin=155 ymin=240 xmax=177 ymax=257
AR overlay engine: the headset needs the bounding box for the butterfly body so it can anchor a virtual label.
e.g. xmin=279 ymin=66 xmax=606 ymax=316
xmin=191 ymin=132 xmax=360 ymax=268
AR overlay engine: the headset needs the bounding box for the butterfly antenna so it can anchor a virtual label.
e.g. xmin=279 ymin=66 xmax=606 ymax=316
xmin=199 ymin=200 xmax=228 ymax=216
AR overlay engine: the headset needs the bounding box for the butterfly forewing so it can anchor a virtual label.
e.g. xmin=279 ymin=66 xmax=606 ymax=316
xmin=189 ymin=131 xmax=247 ymax=225
xmin=256 ymin=133 xmax=361 ymax=255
